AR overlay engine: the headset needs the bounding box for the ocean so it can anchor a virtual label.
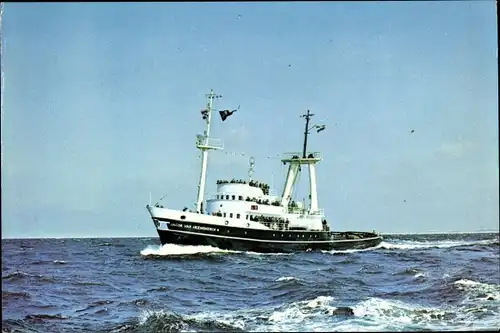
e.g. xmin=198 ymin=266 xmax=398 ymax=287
xmin=2 ymin=233 xmax=499 ymax=332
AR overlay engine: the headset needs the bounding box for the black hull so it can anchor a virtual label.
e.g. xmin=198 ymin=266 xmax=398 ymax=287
xmin=153 ymin=218 xmax=382 ymax=253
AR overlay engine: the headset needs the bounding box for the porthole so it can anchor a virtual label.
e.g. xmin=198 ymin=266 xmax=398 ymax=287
xmin=180 ymin=215 xmax=186 ymax=220
xmin=225 ymin=220 xmax=229 ymax=225
xmin=281 ymin=234 xmax=283 ymax=237
xmin=246 ymin=223 xmax=250 ymax=227
xmin=273 ymin=234 xmax=275 ymax=237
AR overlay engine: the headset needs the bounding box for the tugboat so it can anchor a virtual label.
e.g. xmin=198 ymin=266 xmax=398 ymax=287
xmin=146 ymin=90 xmax=382 ymax=253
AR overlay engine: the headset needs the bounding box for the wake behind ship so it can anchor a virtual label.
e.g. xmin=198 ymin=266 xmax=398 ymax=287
xmin=146 ymin=90 xmax=382 ymax=253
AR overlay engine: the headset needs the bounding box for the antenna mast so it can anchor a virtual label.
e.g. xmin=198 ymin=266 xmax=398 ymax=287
xmin=301 ymin=110 xmax=314 ymax=158
xmin=195 ymin=90 xmax=223 ymax=213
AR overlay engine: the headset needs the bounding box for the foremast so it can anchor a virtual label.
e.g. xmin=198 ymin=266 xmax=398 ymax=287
xmin=195 ymin=90 xmax=223 ymax=213
xmin=281 ymin=110 xmax=325 ymax=214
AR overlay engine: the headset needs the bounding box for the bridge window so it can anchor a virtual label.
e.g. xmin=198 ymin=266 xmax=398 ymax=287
xmin=238 ymin=196 xmax=243 ymax=200
xmin=226 ymin=195 xmax=229 ymax=200
xmin=223 ymin=213 xmax=226 ymax=217
xmin=180 ymin=215 xmax=186 ymax=220
xmin=230 ymin=213 xmax=233 ymax=218
xmin=246 ymin=215 xmax=249 ymax=220
xmin=232 ymin=195 xmax=236 ymax=200
xmin=237 ymin=214 xmax=240 ymax=219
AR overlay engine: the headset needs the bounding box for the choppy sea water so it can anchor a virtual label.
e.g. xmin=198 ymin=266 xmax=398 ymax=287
xmin=2 ymin=233 xmax=499 ymax=332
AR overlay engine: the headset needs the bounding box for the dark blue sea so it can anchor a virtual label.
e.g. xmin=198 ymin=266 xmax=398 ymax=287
xmin=2 ymin=233 xmax=499 ymax=332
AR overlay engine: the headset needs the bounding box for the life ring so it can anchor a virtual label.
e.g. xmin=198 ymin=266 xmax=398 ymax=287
xmin=246 ymin=223 xmax=250 ymax=228
xmin=225 ymin=221 xmax=229 ymax=225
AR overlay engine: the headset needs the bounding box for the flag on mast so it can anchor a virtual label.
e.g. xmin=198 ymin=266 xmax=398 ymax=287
xmin=219 ymin=105 xmax=240 ymax=121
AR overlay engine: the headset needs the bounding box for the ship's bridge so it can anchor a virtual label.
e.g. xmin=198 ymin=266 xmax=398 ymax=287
xmin=205 ymin=179 xmax=284 ymax=221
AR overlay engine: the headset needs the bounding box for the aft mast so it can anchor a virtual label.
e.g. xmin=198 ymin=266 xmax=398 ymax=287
xmin=195 ymin=90 xmax=224 ymax=213
xmin=281 ymin=110 xmax=325 ymax=214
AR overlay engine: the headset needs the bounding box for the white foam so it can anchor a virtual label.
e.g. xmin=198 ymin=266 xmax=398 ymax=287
xmin=322 ymin=243 xmax=384 ymax=254
xmin=139 ymin=291 xmax=500 ymax=332
xmin=138 ymin=309 xmax=167 ymax=324
xmin=303 ymin=296 xmax=335 ymax=309
xmin=275 ymin=276 xmax=299 ymax=282
xmin=244 ymin=251 xmax=294 ymax=256
xmin=454 ymin=279 xmax=500 ymax=301
xmin=53 ymin=260 xmax=67 ymax=264
xmin=378 ymin=238 xmax=497 ymax=251
xmin=140 ymin=244 xmax=238 ymax=256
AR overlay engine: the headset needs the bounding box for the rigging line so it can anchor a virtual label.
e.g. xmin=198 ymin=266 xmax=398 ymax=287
xmin=213 ymin=150 xmax=283 ymax=160
xmin=154 ymin=182 xmax=185 ymax=205
xmin=194 ymin=150 xmax=282 ymax=161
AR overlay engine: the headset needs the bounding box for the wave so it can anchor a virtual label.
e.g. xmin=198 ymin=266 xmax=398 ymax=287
xmin=71 ymin=281 xmax=107 ymax=287
xmin=454 ymin=279 xmax=500 ymax=301
xmin=378 ymin=238 xmax=498 ymax=251
xmin=275 ymin=276 xmax=300 ymax=282
xmin=53 ymin=260 xmax=67 ymax=265
xmin=322 ymin=244 xmax=384 ymax=254
xmin=2 ymin=271 xmax=55 ymax=283
xmin=2 ymin=290 xmax=31 ymax=300
xmin=24 ymin=314 xmax=68 ymax=321
xmin=75 ymin=300 xmax=114 ymax=313
xmin=13 ymin=282 xmax=498 ymax=332
xmin=188 ymin=291 xmax=500 ymax=331
xmin=104 ymin=309 xmax=245 ymax=333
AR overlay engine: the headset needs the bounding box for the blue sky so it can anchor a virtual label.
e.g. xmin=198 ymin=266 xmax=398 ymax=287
xmin=1 ymin=1 xmax=498 ymax=238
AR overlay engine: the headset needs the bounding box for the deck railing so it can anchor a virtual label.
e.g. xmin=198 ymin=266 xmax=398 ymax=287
xmin=196 ymin=136 xmax=224 ymax=150
xmin=282 ymin=152 xmax=322 ymax=160
xmin=286 ymin=207 xmax=325 ymax=216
